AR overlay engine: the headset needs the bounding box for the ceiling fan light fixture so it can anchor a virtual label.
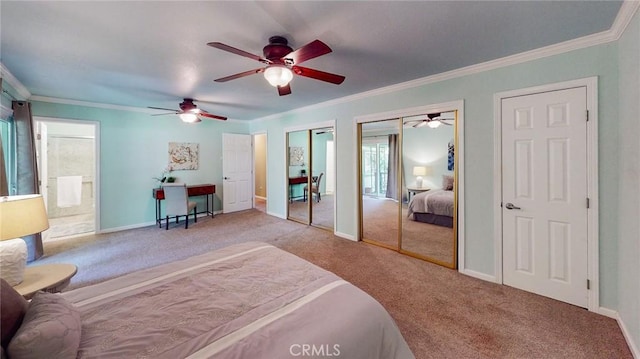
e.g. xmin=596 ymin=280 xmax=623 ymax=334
xmin=427 ymin=120 xmax=441 ymax=128
xmin=179 ymin=113 xmax=200 ymax=123
xmin=264 ymin=65 xmax=293 ymax=87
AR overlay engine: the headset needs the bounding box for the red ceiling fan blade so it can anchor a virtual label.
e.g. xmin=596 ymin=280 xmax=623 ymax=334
xmin=214 ymin=68 xmax=265 ymax=82
xmin=207 ymin=42 xmax=270 ymax=64
xmin=292 ymin=66 xmax=345 ymax=85
xmin=199 ymin=111 xmax=228 ymax=121
xmin=277 ymin=84 xmax=292 ymax=96
xmin=285 ymin=40 xmax=332 ymax=65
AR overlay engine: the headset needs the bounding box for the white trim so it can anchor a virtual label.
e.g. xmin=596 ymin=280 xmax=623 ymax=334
xmin=97 ymin=221 xmax=155 ymax=234
xmin=617 ymin=312 xmax=640 ymax=358
xmin=461 ymin=269 xmax=497 ymax=283
xmin=598 ymin=307 xmax=618 ymax=320
xmin=254 ymin=195 xmax=266 ymax=201
xmin=335 ymin=231 xmax=356 ymax=241
xmin=0 ymin=63 xmax=31 ymax=99
xmin=610 ymin=1 xmax=640 ymax=41
xmin=493 ymin=77 xmax=600 ymax=312
xmin=33 ymin=116 xmax=101 ymax=234
xmin=353 ymin=100 xmax=465 ymax=271
xmin=266 ymin=210 xmax=286 ymax=219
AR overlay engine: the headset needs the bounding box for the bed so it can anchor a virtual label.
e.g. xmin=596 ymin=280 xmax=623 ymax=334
xmin=1 ymin=242 xmax=413 ymax=359
xmin=407 ymin=189 xmax=455 ymax=228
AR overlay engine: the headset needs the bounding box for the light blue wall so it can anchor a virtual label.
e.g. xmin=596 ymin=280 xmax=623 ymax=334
xmin=30 ymin=101 xmax=250 ymax=230
xmin=251 ymin=41 xmax=620 ymax=309
xmin=617 ymin=8 xmax=640 ymax=352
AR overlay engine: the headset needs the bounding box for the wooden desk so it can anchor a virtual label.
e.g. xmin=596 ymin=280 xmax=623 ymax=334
xmin=153 ymin=184 xmax=215 ymax=227
xmin=14 ymin=264 xmax=77 ymax=299
xmin=288 ymin=176 xmax=308 ymax=202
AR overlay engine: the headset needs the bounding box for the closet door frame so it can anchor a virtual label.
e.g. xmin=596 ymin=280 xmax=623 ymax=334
xmin=354 ymin=100 xmax=465 ymax=270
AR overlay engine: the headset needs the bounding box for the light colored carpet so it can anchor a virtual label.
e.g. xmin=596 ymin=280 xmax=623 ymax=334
xmin=35 ymin=209 xmax=632 ymax=359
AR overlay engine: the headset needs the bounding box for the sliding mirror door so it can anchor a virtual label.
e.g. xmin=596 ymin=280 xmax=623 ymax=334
xmin=310 ymin=128 xmax=334 ymax=230
xmin=401 ymin=111 xmax=457 ymax=267
xmin=359 ymin=119 xmax=401 ymax=250
xmin=287 ymin=130 xmax=309 ymax=223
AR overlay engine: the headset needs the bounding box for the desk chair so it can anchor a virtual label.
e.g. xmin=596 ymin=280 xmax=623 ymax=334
xmin=304 ymin=172 xmax=324 ymax=202
xmin=162 ymin=183 xmax=197 ymax=230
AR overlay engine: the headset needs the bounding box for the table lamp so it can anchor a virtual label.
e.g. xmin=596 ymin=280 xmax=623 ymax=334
xmin=413 ymin=166 xmax=428 ymax=188
xmin=0 ymin=194 xmax=49 ymax=286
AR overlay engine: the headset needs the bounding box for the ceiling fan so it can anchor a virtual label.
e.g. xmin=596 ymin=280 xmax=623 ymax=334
xmin=207 ymin=36 xmax=345 ymax=96
xmin=148 ymin=98 xmax=227 ymax=123
xmin=403 ymin=113 xmax=453 ymax=128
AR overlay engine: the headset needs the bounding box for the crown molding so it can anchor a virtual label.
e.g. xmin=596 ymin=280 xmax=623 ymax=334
xmin=29 ymin=95 xmax=244 ymax=123
xmin=255 ymin=1 xmax=637 ymax=122
xmin=0 ymin=63 xmax=31 ymax=100
xmin=610 ymin=0 xmax=640 ymax=40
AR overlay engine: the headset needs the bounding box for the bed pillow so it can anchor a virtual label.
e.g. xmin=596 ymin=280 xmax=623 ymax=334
xmin=0 ymin=278 xmax=28 ymax=350
xmin=442 ymin=175 xmax=454 ymax=190
xmin=8 ymin=292 xmax=81 ymax=359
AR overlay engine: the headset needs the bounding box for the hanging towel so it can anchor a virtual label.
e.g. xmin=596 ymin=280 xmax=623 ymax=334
xmin=57 ymin=176 xmax=82 ymax=207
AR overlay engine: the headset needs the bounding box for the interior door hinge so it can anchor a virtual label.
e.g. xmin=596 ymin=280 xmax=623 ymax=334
xmin=37 ymin=133 xmax=41 ymax=140
xmin=587 ymin=279 xmax=591 ymax=290
xmin=586 ymin=110 xmax=589 ymax=122
xmin=587 ymin=197 xmax=590 ymax=208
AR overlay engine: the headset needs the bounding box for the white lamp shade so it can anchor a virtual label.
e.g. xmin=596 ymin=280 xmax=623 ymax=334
xmin=412 ymin=166 xmax=427 ymax=176
xmin=0 ymin=194 xmax=49 ymax=286
xmin=264 ymin=66 xmax=293 ymax=87
xmin=0 ymin=194 xmax=50 ymax=240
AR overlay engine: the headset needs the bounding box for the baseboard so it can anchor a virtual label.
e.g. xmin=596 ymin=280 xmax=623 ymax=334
xmin=461 ymin=268 xmax=498 ymax=283
xmin=598 ymin=306 xmax=618 ymax=319
xmin=267 ymin=211 xmax=286 ymax=219
xmin=98 ymin=221 xmax=155 ymax=234
xmin=254 ymin=195 xmax=267 ymax=200
xmin=616 ymin=312 xmax=640 ymax=358
xmin=335 ymin=231 xmax=356 ymax=241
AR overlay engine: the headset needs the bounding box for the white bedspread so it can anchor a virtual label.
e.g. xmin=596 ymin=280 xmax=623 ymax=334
xmin=63 ymin=241 xmax=414 ymax=359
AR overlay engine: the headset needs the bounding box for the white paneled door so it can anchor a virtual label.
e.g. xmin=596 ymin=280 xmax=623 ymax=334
xmin=501 ymin=87 xmax=588 ymax=308
xmin=222 ymin=133 xmax=252 ymax=213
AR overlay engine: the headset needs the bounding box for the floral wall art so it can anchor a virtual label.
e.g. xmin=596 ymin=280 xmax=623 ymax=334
xmin=169 ymin=142 xmax=199 ymax=170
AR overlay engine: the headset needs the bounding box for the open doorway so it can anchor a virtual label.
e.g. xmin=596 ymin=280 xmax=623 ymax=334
xmin=253 ymin=133 xmax=267 ymax=213
xmin=34 ymin=118 xmax=99 ymax=242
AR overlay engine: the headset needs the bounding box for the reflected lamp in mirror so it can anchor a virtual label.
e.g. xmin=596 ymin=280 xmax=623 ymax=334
xmin=412 ymin=166 xmax=429 ymax=188
xmin=0 ymin=194 xmax=49 ymax=285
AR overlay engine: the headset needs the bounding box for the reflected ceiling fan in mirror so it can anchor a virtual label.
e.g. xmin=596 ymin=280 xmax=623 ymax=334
xmin=403 ymin=113 xmax=453 ymax=128
xmin=148 ymin=98 xmax=227 ymax=123
xmin=207 ymin=36 xmax=345 ymax=96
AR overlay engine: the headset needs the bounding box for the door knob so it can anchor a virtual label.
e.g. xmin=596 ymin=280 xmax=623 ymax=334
xmin=505 ymin=203 xmax=521 ymax=210
xmin=224 ymin=177 xmax=230 ymax=180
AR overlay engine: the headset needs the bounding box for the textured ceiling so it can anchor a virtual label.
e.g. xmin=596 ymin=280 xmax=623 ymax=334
xmin=1 ymin=1 xmax=623 ymax=121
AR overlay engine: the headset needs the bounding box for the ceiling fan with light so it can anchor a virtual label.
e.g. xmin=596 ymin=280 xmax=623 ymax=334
xmin=148 ymin=98 xmax=227 ymax=123
xmin=403 ymin=113 xmax=454 ymax=128
xmin=207 ymin=36 xmax=345 ymax=96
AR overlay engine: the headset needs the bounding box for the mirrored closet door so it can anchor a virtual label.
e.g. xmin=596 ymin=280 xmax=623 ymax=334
xmin=358 ymin=119 xmax=401 ymax=250
xmin=287 ymin=127 xmax=335 ymax=232
xmin=400 ymin=112 xmax=457 ymax=268
xmin=358 ymin=111 xmax=458 ymax=268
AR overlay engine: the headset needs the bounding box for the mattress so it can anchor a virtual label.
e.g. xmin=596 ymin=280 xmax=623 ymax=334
xmin=407 ymin=189 xmax=454 ymax=219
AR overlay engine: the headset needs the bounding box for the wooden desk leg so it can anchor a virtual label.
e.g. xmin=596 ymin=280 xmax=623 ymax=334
xmin=156 ymin=199 xmax=162 ymax=228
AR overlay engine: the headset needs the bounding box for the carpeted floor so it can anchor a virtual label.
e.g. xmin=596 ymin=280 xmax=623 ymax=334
xmin=35 ymin=209 xmax=632 ymax=359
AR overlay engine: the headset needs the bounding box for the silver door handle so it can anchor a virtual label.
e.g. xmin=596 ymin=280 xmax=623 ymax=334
xmin=505 ymin=203 xmax=521 ymax=210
